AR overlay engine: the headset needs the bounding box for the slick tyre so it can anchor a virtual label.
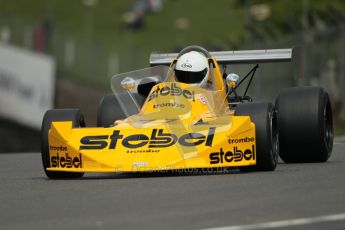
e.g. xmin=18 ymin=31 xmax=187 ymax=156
xmin=97 ymin=93 xmax=145 ymax=127
xmin=275 ymin=86 xmax=333 ymax=163
xmin=41 ymin=109 xmax=85 ymax=179
xmin=235 ymin=102 xmax=278 ymax=171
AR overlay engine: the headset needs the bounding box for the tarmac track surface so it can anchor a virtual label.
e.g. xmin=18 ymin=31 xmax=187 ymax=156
xmin=0 ymin=142 xmax=345 ymax=230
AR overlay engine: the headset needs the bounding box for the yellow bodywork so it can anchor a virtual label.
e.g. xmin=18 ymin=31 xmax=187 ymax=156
xmin=47 ymin=57 xmax=257 ymax=173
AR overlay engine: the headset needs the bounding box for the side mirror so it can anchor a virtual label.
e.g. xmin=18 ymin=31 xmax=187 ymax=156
xmin=226 ymin=73 xmax=240 ymax=88
xmin=121 ymin=77 xmax=136 ymax=91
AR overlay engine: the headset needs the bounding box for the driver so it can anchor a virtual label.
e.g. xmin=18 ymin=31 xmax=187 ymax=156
xmin=174 ymin=51 xmax=211 ymax=88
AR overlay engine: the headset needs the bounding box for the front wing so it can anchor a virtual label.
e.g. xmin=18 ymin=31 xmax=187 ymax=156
xmin=46 ymin=116 xmax=257 ymax=173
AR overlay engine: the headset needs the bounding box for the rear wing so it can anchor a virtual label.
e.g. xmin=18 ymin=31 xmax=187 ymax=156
xmin=150 ymin=47 xmax=302 ymax=66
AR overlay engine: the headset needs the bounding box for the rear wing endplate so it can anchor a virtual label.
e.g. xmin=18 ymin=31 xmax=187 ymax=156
xmin=150 ymin=47 xmax=302 ymax=66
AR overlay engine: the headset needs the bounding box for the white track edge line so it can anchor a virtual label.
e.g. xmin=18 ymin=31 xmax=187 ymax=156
xmin=202 ymin=213 xmax=345 ymax=230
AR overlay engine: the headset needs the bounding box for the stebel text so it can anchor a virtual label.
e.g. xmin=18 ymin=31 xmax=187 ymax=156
xmin=209 ymin=145 xmax=255 ymax=164
xmin=79 ymin=128 xmax=216 ymax=150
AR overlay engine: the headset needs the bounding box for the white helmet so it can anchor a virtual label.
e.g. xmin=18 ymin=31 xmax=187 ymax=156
xmin=175 ymin=51 xmax=209 ymax=87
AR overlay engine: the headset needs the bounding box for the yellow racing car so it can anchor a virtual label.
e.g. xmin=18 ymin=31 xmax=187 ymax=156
xmin=41 ymin=46 xmax=333 ymax=179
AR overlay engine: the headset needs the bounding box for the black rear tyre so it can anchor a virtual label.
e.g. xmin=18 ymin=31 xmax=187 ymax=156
xmin=41 ymin=109 xmax=85 ymax=179
xmin=97 ymin=93 xmax=145 ymax=127
xmin=235 ymin=102 xmax=278 ymax=171
xmin=275 ymin=86 xmax=333 ymax=163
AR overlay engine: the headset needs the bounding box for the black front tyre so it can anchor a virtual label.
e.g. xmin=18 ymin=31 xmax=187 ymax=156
xmin=41 ymin=109 xmax=85 ymax=179
xmin=275 ymin=86 xmax=333 ymax=163
xmin=235 ymin=102 xmax=278 ymax=171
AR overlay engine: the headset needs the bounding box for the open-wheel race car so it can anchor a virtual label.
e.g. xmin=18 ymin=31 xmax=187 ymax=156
xmin=41 ymin=45 xmax=333 ymax=179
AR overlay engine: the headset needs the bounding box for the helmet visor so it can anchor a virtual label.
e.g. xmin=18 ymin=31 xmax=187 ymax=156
xmin=175 ymin=68 xmax=207 ymax=84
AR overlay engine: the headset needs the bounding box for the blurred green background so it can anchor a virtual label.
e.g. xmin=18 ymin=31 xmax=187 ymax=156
xmin=1 ymin=0 xmax=345 ymax=139
xmin=0 ymin=0 xmax=344 ymax=83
